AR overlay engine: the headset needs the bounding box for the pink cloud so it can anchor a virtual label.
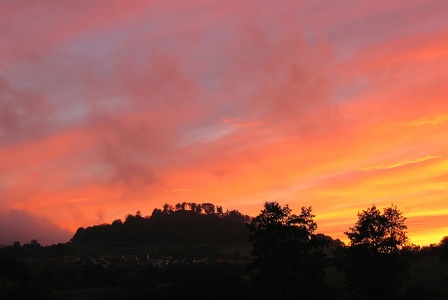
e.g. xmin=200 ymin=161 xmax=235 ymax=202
xmin=0 ymin=0 xmax=447 ymax=246
xmin=0 ymin=78 xmax=57 ymax=146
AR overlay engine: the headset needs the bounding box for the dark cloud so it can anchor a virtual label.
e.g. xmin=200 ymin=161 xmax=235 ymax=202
xmin=86 ymin=113 xmax=173 ymax=190
xmin=0 ymin=208 xmax=73 ymax=246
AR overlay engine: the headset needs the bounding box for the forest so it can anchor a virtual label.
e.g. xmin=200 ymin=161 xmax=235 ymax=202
xmin=1 ymin=201 xmax=448 ymax=299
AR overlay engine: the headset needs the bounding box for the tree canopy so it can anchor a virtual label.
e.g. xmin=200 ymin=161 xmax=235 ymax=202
xmin=345 ymin=204 xmax=408 ymax=253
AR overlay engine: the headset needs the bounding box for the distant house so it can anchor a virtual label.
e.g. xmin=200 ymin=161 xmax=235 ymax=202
xmin=147 ymin=254 xmax=172 ymax=267
xmin=160 ymin=255 xmax=172 ymax=262
xmin=148 ymin=258 xmax=163 ymax=267
xmin=215 ymin=259 xmax=233 ymax=264
xmin=192 ymin=257 xmax=208 ymax=265
xmin=122 ymin=254 xmax=139 ymax=263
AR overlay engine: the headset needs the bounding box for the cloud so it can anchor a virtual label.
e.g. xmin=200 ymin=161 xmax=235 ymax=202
xmin=54 ymin=0 xmax=338 ymax=194
xmin=164 ymin=188 xmax=188 ymax=194
xmin=0 ymin=0 xmax=448 ymax=246
xmin=87 ymin=114 xmax=165 ymax=189
xmin=0 ymin=78 xmax=57 ymax=146
xmin=361 ymin=155 xmax=441 ymax=171
xmin=0 ymin=208 xmax=73 ymax=246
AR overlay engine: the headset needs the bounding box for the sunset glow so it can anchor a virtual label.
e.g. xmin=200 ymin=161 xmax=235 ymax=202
xmin=1 ymin=0 xmax=448 ymax=246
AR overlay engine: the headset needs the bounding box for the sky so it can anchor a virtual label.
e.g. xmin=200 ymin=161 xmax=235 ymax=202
xmin=1 ymin=0 xmax=448 ymax=246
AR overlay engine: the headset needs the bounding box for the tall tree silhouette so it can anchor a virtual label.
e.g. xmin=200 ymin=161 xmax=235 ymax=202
xmin=248 ymin=202 xmax=329 ymax=299
xmin=439 ymin=236 xmax=448 ymax=262
xmin=344 ymin=204 xmax=409 ymax=299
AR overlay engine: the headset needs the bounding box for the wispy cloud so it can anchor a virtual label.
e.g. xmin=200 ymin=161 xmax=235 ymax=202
xmin=361 ymin=155 xmax=441 ymax=171
xmin=164 ymin=188 xmax=189 ymax=194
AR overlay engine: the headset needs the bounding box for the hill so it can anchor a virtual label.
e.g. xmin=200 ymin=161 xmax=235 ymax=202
xmin=71 ymin=202 xmax=251 ymax=245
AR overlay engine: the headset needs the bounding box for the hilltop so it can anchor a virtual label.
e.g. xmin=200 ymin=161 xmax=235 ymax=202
xmin=72 ymin=202 xmax=251 ymax=245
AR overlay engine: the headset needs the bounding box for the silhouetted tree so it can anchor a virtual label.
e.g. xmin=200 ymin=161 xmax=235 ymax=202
xmin=440 ymin=236 xmax=448 ymax=262
xmin=217 ymin=206 xmax=223 ymax=217
xmin=202 ymin=203 xmax=215 ymax=215
xmin=248 ymin=202 xmax=329 ymax=299
xmin=163 ymin=203 xmax=173 ymax=214
xmin=195 ymin=205 xmax=202 ymax=214
xmin=29 ymin=239 xmax=40 ymax=247
xmin=344 ymin=204 xmax=409 ymax=299
xmin=112 ymin=219 xmax=123 ymax=226
xmin=151 ymin=208 xmax=163 ymax=218
xmin=125 ymin=211 xmax=144 ymax=224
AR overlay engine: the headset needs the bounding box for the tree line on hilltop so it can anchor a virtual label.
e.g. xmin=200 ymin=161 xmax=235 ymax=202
xmin=72 ymin=202 xmax=251 ymax=244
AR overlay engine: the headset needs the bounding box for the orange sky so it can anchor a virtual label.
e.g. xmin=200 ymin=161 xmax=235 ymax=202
xmin=1 ymin=0 xmax=448 ymax=246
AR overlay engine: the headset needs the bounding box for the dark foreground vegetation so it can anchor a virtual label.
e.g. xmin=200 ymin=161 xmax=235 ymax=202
xmin=1 ymin=202 xmax=448 ymax=299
